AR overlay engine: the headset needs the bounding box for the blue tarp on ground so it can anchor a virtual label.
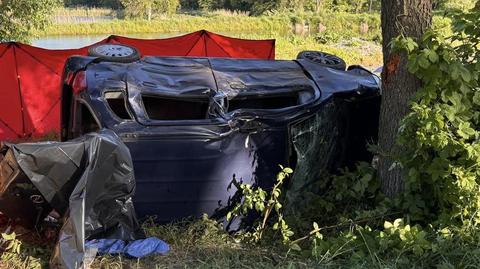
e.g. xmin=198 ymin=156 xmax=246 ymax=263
xmin=86 ymin=237 xmax=170 ymax=258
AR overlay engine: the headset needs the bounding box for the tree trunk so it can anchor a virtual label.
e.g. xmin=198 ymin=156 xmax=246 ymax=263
xmin=378 ymin=0 xmax=432 ymax=197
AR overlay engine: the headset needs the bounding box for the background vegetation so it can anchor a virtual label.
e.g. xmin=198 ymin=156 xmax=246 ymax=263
xmin=0 ymin=0 xmax=61 ymax=42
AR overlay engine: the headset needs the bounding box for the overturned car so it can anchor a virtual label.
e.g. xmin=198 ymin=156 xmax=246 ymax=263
xmin=58 ymin=45 xmax=381 ymax=223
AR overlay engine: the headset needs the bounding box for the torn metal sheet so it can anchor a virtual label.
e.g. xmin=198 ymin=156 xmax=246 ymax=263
xmin=3 ymin=130 xmax=143 ymax=269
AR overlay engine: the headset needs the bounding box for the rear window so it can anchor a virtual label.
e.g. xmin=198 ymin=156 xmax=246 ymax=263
xmin=142 ymin=95 xmax=209 ymax=120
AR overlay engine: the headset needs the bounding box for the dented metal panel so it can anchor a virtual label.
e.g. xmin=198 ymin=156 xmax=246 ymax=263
xmin=61 ymin=55 xmax=381 ymax=223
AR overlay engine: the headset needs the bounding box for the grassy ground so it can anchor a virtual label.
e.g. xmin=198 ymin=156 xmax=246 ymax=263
xmin=0 ymin=217 xmax=339 ymax=269
xmin=3 ymin=216 xmax=480 ymax=269
xmin=91 ymin=217 xmax=317 ymax=269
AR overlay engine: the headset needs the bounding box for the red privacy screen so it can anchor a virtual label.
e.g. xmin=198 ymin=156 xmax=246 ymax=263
xmin=0 ymin=30 xmax=275 ymax=141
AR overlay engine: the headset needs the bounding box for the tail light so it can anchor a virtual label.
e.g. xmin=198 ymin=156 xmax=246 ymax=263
xmin=72 ymin=71 xmax=87 ymax=94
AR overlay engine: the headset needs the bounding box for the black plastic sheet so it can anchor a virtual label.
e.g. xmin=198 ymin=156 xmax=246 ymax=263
xmin=6 ymin=130 xmax=143 ymax=269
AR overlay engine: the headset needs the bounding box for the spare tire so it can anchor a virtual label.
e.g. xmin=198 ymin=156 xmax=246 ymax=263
xmin=88 ymin=44 xmax=141 ymax=63
xmin=297 ymin=51 xmax=346 ymax=70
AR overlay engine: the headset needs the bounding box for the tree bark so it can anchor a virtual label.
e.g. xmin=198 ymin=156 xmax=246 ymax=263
xmin=378 ymin=0 xmax=432 ymax=197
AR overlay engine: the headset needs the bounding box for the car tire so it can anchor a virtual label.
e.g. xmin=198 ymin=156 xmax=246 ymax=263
xmin=88 ymin=44 xmax=141 ymax=63
xmin=297 ymin=51 xmax=346 ymax=70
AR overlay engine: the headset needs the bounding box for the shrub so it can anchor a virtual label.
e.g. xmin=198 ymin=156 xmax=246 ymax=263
xmin=120 ymin=0 xmax=179 ymax=19
xmin=393 ymin=5 xmax=480 ymax=226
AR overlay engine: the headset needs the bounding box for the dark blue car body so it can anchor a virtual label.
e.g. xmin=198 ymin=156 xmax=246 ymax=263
xmin=61 ymin=54 xmax=381 ymax=222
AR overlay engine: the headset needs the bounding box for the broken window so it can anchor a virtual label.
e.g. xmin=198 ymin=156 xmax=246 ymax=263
xmin=142 ymin=95 xmax=209 ymax=120
xmin=73 ymin=102 xmax=100 ymax=137
xmin=105 ymin=91 xmax=132 ymax=120
xmin=227 ymin=93 xmax=299 ymax=112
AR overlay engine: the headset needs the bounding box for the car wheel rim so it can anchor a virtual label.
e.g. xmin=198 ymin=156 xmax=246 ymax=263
xmin=93 ymin=45 xmax=135 ymax=58
xmin=304 ymin=52 xmax=341 ymax=66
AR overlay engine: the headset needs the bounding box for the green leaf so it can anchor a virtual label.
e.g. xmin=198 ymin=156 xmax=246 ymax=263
xmin=473 ymin=92 xmax=480 ymax=105
xmin=285 ymin=230 xmax=294 ymax=237
xmin=427 ymin=50 xmax=439 ymax=63
xmin=457 ymin=122 xmax=476 ymax=139
xmin=460 ymin=68 xmax=471 ymax=82
xmin=418 ymin=56 xmax=430 ymax=69
xmin=283 ymin=167 xmax=293 ymax=174
xmin=290 ymin=243 xmax=301 ymax=251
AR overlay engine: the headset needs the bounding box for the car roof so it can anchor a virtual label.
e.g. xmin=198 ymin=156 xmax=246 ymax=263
xmin=86 ymin=56 xmax=318 ymax=99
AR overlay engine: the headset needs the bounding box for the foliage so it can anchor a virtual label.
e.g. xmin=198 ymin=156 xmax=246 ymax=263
xmin=63 ymin=0 xmax=123 ymax=9
xmin=120 ymin=0 xmax=179 ymax=19
xmin=198 ymin=0 xmax=223 ymax=11
xmin=434 ymin=0 xmax=475 ymax=11
xmin=314 ymin=32 xmax=340 ymax=44
xmin=63 ymin=0 xmax=477 ymax=14
xmin=64 ymin=0 xmax=381 ymax=14
xmin=286 ymin=163 xmax=384 ymax=226
xmin=1 ymin=232 xmax=22 ymax=260
xmin=391 ymin=4 xmax=480 ymax=226
xmin=154 ymin=0 xmax=180 ymax=15
xmin=0 ymin=0 xmax=60 ymax=43
xmin=224 ymin=164 xmax=480 ymax=268
xmin=331 ymin=0 xmax=379 ymax=13
xmin=0 ymin=232 xmax=45 ymax=269
xmin=227 ymin=167 xmax=295 ymax=243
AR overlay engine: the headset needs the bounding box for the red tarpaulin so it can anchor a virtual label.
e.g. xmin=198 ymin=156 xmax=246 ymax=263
xmin=0 ymin=30 xmax=275 ymax=141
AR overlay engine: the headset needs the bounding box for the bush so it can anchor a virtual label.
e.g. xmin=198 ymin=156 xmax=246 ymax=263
xmin=394 ymin=5 xmax=480 ymax=225
xmin=120 ymin=0 xmax=179 ymax=19
xmin=223 ymin=4 xmax=480 ymax=268
xmin=314 ymin=32 xmax=340 ymax=44
xmin=154 ymin=0 xmax=179 ymax=15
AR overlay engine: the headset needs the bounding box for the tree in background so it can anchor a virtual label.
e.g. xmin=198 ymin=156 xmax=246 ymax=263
xmin=120 ymin=0 xmax=179 ymax=19
xmin=154 ymin=0 xmax=180 ymax=15
xmin=377 ymin=0 xmax=433 ymax=197
xmin=120 ymin=0 xmax=154 ymax=19
xmin=433 ymin=0 xmax=474 ymax=11
xmin=0 ymin=0 xmax=60 ymax=43
xmin=180 ymin=0 xmax=199 ymax=10
xmin=64 ymin=0 xmax=123 ymax=8
xmin=198 ymin=0 xmax=224 ymax=11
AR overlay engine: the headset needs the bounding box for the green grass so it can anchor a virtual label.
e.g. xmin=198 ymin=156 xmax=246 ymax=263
xmin=38 ymin=10 xmax=385 ymax=68
xmin=43 ymin=14 xmax=290 ymax=36
xmin=91 ymin=217 xmax=319 ymax=269
xmin=0 ymin=217 xmax=335 ymax=269
xmin=42 ymin=9 xmax=385 ymax=42
xmin=3 ymin=216 xmax=480 ymax=269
